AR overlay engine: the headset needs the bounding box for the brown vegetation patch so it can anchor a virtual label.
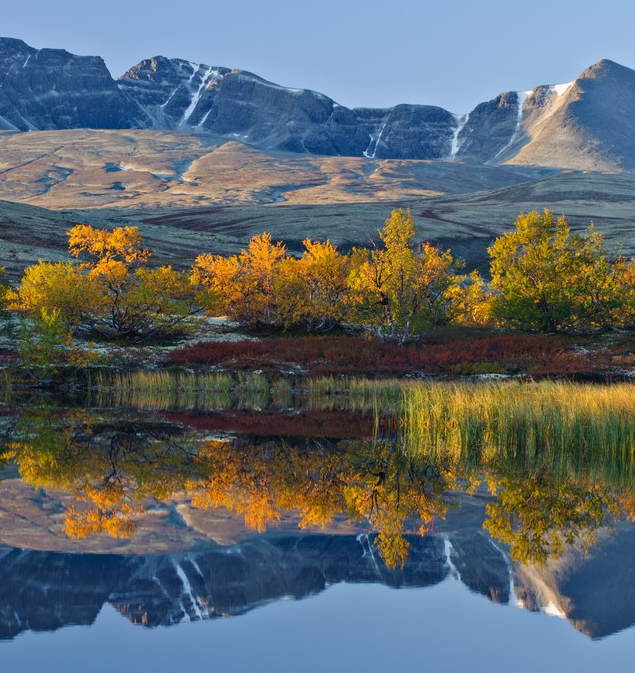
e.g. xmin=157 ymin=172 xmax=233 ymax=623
xmin=165 ymin=332 xmax=600 ymax=377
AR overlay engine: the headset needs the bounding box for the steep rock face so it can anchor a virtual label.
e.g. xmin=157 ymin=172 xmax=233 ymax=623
xmin=119 ymin=59 xmax=371 ymax=155
xmin=117 ymin=56 xmax=231 ymax=130
xmin=0 ymin=37 xmax=140 ymax=131
xmin=454 ymin=91 xmax=521 ymax=163
xmin=119 ymin=58 xmax=458 ymax=158
xmin=356 ymin=105 xmax=456 ymax=159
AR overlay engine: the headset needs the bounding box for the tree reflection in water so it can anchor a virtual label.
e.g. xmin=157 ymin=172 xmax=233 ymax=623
xmin=3 ymin=409 xmax=203 ymax=539
xmin=2 ymin=406 xmax=635 ymax=568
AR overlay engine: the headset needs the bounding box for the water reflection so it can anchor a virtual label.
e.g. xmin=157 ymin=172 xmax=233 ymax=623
xmin=3 ymin=409 xmax=204 ymax=539
xmin=2 ymin=399 xmax=634 ymax=569
xmin=3 ymin=380 xmax=635 ymax=646
xmin=0 ymin=534 xmax=507 ymax=641
xmin=2 ymin=408 xmax=451 ymax=569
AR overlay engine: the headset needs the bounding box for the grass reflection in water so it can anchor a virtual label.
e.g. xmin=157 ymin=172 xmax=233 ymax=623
xmin=3 ymin=379 xmax=635 ymax=568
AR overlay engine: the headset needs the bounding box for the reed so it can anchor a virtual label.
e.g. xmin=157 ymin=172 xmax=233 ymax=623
xmin=0 ymin=368 xmax=12 ymax=403
xmin=96 ymin=371 xmax=635 ymax=487
xmin=96 ymin=370 xmax=235 ymax=410
xmin=402 ymin=380 xmax=635 ymax=487
xmin=305 ymin=376 xmax=404 ymax=413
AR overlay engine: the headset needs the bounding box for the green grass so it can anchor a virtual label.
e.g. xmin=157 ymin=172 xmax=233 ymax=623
xmin=402 ymin=380 xmax=635 ymax=487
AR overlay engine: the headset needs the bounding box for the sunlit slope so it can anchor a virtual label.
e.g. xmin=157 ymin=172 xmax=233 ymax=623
xmin=2 ymin=171 xmax=635 ymax=280
xmin=0 ymin=129 xmax=550 ymax=210
xmin=509 ymin=60 xmax=635 ymax=171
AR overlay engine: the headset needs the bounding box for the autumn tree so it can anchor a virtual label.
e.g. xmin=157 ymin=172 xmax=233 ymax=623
xmin=347 ymin=209 xmax=462 ymax=343
xmin=488 ymin=210 xmax=620 ymax=333
xmin=7 ymin=262 xmax=105 ymax=375
xmin=8 ymin=261 xmax=103 ymax=329
xmin=275 ymin=239 xmax=349 ymax=331
xmin=68 ymin=224 xmax=152 ymax=268
xmin=447 ymin=271 xmax=494 ymax=327
xmin=70 ymin=224 xmax=198 ymax=339
xmin=579 ymin=254 xmax=635 ymax=330
xmin=12 ymin=225 xmax=197 ymax=341
xmin=0 ymin=265 xmax=8 ymax=313
xmin=192 ymin=232 xmax=286 ymax=327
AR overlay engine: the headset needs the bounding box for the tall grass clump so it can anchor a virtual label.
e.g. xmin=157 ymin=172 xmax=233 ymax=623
xmin=306 ymin=376 xmax=404 ymax=414
xmin=97 ymin=370 xmax=235 ymax=410
xmin=402 ymin=380 xmax=635 ymax=487
xmin=0 ymin=368 xmax=12 ymax=404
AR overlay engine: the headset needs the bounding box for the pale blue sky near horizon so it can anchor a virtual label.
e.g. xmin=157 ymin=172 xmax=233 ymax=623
xmin=3 ymin=0 xmax=634 ymax=113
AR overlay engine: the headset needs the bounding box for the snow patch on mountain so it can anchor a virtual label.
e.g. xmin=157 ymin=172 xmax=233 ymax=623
xmin=160 ymin=86 xmax=179 ymax=109
xmin=181 ymin=66 xmax=218 ymax=125
xmin=551 ymin=81 xmax=574 ymax=97
xmin=450 ymin=113 xmax=469 ymax=158
xmin=363 ymin=113 xmax=391 ymax=158
xmin=187 ymin=62 xmax=199 ymax=83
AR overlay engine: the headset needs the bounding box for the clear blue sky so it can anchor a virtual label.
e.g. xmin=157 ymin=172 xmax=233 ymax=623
xmin=3 ymin=0 xmax=634 ymax=113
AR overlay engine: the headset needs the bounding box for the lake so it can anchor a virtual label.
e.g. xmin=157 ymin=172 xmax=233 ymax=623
xmin=1 ymin=379 xmax=635 ymax=671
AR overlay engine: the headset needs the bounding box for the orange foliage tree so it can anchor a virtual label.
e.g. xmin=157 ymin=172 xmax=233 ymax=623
xmin=275 ymin=239 xmax=349 ymax=331
xmin=192 ymin=232 xmax=286 ymax=327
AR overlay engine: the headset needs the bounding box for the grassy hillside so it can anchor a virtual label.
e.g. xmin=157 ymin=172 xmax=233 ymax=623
xmin=0 ymin=131 xmax=634 ymax=281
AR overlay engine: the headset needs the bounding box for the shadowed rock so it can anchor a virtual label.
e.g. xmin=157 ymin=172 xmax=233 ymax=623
xmin=0 ymin=37 xmax=141 ymax=131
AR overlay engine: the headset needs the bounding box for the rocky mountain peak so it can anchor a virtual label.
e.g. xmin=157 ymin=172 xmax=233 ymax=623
xmin=0 ymin=36 xmax=143 ymax=131
xmin=579 ymin=58 xmax=632 ymax=79
xmin=1 ymin=37 xmax=635 ymax=169
xmin=0 ymin=36 xmax=34 ymax=54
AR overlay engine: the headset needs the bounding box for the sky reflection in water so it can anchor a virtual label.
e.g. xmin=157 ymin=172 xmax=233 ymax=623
xmin=3 ymin=581 xmax=635 ymax=673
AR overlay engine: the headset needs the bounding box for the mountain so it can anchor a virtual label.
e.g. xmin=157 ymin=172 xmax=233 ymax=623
xmin=0 ymin=37 xmax=141 ymax=130
xmin=117 ymin=57 xmax=461 ymax=158
xmin=510 ymin=59 xmax=635 ymax=171
xmin=1 ymin=37 xmax=635 ymax=169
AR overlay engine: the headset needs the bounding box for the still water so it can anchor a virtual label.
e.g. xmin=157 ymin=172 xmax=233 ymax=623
xmin=1 ymin=382 xmax=635 ymax=671
xmin=4 ymin=581 xmax=635 ymax=673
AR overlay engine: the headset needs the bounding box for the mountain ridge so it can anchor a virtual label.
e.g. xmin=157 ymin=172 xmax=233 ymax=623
xmin=0 ymin=37 xmax=633 ymax=170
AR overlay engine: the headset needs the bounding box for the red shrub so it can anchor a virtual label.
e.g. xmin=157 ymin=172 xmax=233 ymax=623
xmin=165 ymin=333 xmax=599 ymax=377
